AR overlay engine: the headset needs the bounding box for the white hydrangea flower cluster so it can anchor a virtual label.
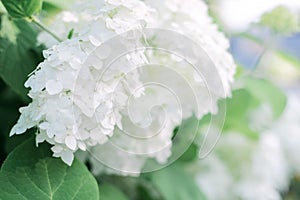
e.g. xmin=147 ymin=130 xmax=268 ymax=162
xmin=88 ymin=0 xmax=236 ymax=175
xmin=145 ymin=0 xmax=236 ymax=98
xmin=39 ymin=0 xmax=153 ymax=47
xmin=10 ymin=0 xmax=152 ymax=166
xmin=11 ymin=0 xmax=236 ymax=173
xmin=89 ymin=68 xmax=184 ymax=175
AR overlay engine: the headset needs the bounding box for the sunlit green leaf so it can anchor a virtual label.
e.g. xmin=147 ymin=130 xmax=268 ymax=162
xmin=222 ymin=89 xmax=260 ymax=139
xmin=0 ymin=15 xmax=43 ymax=100
xmin=150 ymin=163 xmax=206 ymax=200
xmin=1 ymin=0 xmax=43 ymax=18
xmin=260 ymin=6 xmax=300 ymax=35
xmin=99 ymin=183 xmax=129 ymax=200
xmin=243 ymin=77 xmax=287 ymax=118
xmin=0 ymin=137 xmax=99 ymax=200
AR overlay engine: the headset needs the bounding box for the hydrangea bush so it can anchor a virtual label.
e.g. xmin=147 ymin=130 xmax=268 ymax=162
xmin=0 ymin=0 xmax=300 ymax=199
xmin=10 ymin=0 xmax=236 ymax=172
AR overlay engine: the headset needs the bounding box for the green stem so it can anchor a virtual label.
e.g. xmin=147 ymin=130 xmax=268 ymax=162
xmin=30 ymin=17 xmax=62 ymax=42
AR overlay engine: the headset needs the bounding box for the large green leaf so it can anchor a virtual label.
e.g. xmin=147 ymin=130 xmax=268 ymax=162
xmin=219 ymin=77 xmax=286 ymax=139
xmin=0 ymin=79 xmax=31 ymax=163
xmin=243 ymin=77 xmax=287 ymax=118
xmin=1 ymin=0 xmax=42 ymax=18
xmin=0 ymin=137 xmax=99 ymax=200
xmin=150 ymin=163 xmax=206 ymax=200
xmin=222 ymin=89 xmax=260 ymax=139
xmin=0 ymin=15 xmax=43 ymax=100
xmin=99 ymin=183 xmax=129 ymax=200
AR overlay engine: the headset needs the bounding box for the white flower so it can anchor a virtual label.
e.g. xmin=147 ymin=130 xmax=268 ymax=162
xmin=87 ymin=0 xmax=236 ymax=175
xmin=11 ymin=0 xmax=151 ymax=166
xmin=38 ymin=0 xmax=154 ymax=47
xmin=271 ymin=93 xmax=300 ymax=175
xmin=11 ymin=0 xmax=236 ymax=173
xmin=144 ymin=0 xmax=236 ymax=116
xmin=194 ymin=155 xmax=234 ymax=200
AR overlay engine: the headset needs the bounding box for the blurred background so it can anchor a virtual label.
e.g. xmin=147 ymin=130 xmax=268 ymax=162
xmin=195 ymin=0 xmax=300 ymax=199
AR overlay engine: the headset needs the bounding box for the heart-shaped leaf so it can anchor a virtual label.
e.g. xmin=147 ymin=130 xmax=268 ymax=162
xmin=0 ymin=137 xmax=99 ymax=200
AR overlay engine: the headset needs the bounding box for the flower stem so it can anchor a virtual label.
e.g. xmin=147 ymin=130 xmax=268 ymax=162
xmin=30 ymin=17 xmax=63 ymax=43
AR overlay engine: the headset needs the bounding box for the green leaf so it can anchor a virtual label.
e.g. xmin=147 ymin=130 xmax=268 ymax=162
xmin=171 ymin=117 xmax=200 ymax=163
xmin=177 ymin=143 xmax=198 ymax=162
xmin=0 ymin=15 xmax=43 ymax=100
xmin=243 ymin=77 xmax=287 ymax=118
xmin=0 ymin=130 xmax=6 ymax=166
xmin=222 ymin=89 xmax=260 ymax=139
xmin=0 ymin=137 xmax=99 ymax=200
xmin=41 ymin=1 xmax=65 ymax=23
xmin=0 ymin=1 xmax=6 ymax=13
xmin=276 ymin=51 xmax=300 ymax=70
xmin=99 ymin=183 xmax=129 ymax=200
xmin=137 ymin=178 xmax=164 ymax=200
xmin=42 ymin=2 xmax=62 ymax=16
xmin=260 ymin=6 xmax=300 ymax=35
xmin=218 ymin=77 xmax=286 ymax=139
xmin=1 ymin=0 xmax=42 ymax=18
xmin=43 ymin=0 xmax=73 ymax=10
xmin=4 ymin=129 xmax=33 ymax=154
xmin=143 ymin=117 xmax=200 ymax=171
xmin=150 ymin=163 xmax=206 ymax=200
xmin=0 ymin=79 xmax=31 ymax=155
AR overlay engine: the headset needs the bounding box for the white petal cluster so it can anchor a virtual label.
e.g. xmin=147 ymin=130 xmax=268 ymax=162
xmin=145 ymin=0 xmax=236 ymax=99
xmin=88 ymin=0 xmax=236 ymax=175
xmin=39 ymin=0 xmax=153 ymax=47
xmin=11 ymin=0 xmax=152 ymax=166
xmin=272 ymin=93 xmax=300 ymax=175
xmin=11 ymin=0 xmax=236 ymax=172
